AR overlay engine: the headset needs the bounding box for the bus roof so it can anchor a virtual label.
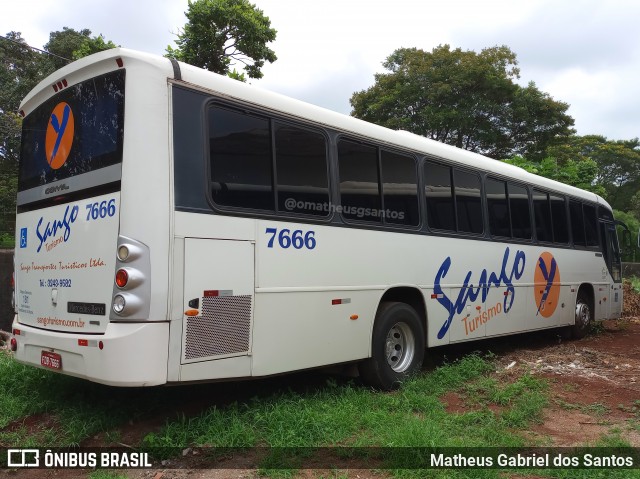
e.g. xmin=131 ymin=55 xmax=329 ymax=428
xmin=21 ymin=47 xmax=611 ymax=209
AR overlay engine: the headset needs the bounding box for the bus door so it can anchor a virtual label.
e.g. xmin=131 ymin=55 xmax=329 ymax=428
xmin=599 ymin=221 xmax=623 ymax=319
xmin=181 ymin=238 xmax=255 ymax=364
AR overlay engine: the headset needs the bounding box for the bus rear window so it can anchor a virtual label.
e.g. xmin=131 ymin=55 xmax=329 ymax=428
xmin=18 ymin=69 xmax=125 ymax=203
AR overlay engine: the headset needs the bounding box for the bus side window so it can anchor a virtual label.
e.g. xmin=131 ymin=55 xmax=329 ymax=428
xmin=453 ymin=169 xmax=483 ymax=234
xmin=584 ymin=204 xmax=599 ymax=247
xmin=337 ymin=140 xmax=382 ymax=223
xmin=486 ymin=178 xmax=509 ymax=237
xmin=209 ymin=106 xmax=274 ymax=211
xmin=508 ymin=183 xmax=531 ymax=239
xmin=570 ymin=200 xmax=586 ymax=247
xmin=424 ymin=161 xmax=454 ymax=231
xmin=533 ymin=189 xmax=552 ymax=242
xmin=550 ymin=194 xmax=569 ymax=244
xmin=274 ymin=123 xmax=329 ymax=216
xmin=381 ymin=150 xmax=419 ymax=226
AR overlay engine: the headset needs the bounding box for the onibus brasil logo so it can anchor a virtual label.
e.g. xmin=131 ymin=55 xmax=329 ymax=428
xmin=45 ymin=102 xmax=74 ymax=170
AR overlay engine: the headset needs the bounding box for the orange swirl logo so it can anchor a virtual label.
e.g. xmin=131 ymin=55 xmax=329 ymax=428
xmin=534 ymin=252 xmax=561 ymax=318
xmin=45 ymin=102 xmax=74 ymax=169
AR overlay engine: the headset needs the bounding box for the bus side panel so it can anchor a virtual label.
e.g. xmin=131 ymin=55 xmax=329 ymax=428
xmin=181 ymin=238 xmax=254 ymax=364
xmin=251 ymin=291 xmax=375 ymax=376
xmin=610 ymin=282 xmax=623 ymax=319
xmin=252 ymin=221 xmax=428 ymax=376
xmin=483 ymin=283 xmax=531 ymax=337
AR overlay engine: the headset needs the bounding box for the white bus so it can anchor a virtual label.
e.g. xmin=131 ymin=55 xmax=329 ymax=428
xmin=11 ymin=48 xmax=627 ymax=390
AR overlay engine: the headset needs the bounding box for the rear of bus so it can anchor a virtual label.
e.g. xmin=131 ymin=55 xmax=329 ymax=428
xmin=11 ymin=49 xmax=173 ymax=386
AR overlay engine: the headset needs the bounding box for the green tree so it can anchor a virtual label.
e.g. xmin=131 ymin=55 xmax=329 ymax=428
xmin=166 ymin=0 xmax=277 ymax=80
xmin=503 ymin=155 xmax=605 ymax=197
xmin=544 ymin=135 xmax=640 ymax=212
xmin=45 ymin=27 xmax=117 ymax=70
xmin=0 ymin=32 xmax=42 ymax=241
xmin=614 ymin=210 xmax=639 ymax=262
xmin=0 ymin=32 xmax=46 ymax=192
xmin=350 ymin=45 xmax=574 ymax=159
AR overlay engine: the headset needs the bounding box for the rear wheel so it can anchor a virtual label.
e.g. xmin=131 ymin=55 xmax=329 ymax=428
xmin=572 ymin=292 xmax=593 ymax=339
xmin=358 ymin=302 xmax=425 ymax=390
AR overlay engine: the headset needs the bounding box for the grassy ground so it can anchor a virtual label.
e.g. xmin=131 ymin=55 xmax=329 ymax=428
xmin=1 ymin=341 xmax=638 ymax=477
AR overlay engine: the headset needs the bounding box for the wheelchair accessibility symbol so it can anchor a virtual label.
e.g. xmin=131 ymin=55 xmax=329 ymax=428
xmin=20 ymin=228 xmax=27 ymax=248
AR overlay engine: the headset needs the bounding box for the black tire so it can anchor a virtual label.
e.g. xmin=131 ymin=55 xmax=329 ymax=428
xmin=358 ymin=302 xmax=425 ymax=391
xmin=571 ymin=292 xmax=593 ymax=339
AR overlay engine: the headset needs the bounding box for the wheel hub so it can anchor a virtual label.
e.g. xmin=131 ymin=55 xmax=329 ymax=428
xmin=385 ymin=322 xmax=415 ymax=372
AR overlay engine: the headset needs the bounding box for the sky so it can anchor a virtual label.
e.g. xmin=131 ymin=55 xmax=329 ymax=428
xmin=2 ymin=0 xmax=639 ymax=140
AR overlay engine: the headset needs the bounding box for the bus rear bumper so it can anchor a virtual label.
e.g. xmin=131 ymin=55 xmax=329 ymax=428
xmin=10 ymin=318 xmax=169 ymax=387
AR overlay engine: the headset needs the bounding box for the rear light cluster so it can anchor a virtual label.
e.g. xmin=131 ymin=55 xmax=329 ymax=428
xmin=110 ymin=236 xmax=151 ymax=320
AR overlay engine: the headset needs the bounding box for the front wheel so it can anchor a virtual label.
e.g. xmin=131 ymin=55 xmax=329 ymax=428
xmin=571 ymin=293 xmax=593 ymax=339
xmin=358 ymin=302 xmax=425 ymax=390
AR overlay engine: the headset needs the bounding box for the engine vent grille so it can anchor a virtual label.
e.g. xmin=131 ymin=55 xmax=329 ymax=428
xmin=184 ymin=295 xmax=252 ymax=360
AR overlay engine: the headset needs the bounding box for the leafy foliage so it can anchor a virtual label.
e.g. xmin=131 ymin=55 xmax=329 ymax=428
xmin=503 ymin=154 xmax=605 ymax=197
xmin=614 ymin=210 xmax=640 ymax=262
xmin=44 ymin=27 xmax=117 ymax=68
xmin=166 ymin=0 xmax=277 ymax=80
xmin=0 ymin=32 xmax=46 ymax=241
xmin=44 ymin=27 xmax=114 ymax=70
xmin=350 ymin=44 xmax=575 ymax=160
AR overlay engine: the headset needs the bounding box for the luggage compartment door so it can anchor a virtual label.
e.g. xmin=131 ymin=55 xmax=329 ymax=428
xmin=181 ymin=238 xmax=254 ymax=364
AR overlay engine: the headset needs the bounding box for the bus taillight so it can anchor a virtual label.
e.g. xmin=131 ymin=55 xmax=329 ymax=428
xmin=110 ymin=236 xmax=151 ymax=320
xmin=115 ymin=269 xmax=129 ymax=288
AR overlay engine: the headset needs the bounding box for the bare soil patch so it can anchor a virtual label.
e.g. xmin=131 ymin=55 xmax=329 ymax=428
xmin=497 ymin=318 xmax=640 ymax=447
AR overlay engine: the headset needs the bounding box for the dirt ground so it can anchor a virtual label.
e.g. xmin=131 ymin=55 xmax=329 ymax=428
xmin=3 ymin=283 xmax=640 ymax=479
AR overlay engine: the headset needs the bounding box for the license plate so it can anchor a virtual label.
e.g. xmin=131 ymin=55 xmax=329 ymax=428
xmin=41 ymin=351 xmax=62 ymax=370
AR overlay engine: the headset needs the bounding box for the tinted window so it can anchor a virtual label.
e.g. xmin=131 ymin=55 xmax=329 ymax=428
xmin=533 ymin=189 xmax=552 ymax=242
xmin=455 ymin=169 xmax=482 ymax=234
xmin=338 ymin=140 xmax=381 ymax=222
xmin=209 ymin=106 xmax=273 ymax=210
xmin=550 ymin=194 xmax=568 ymax=243
xmin=19 ymin=70 xmax=125 ymax=201
xmin=570 ymin=200 xmax=586 ymax=246
xmin=381 ymin=151 xmax=419 ymax=226
xmin=584 ymin=204 xmax=599 ymax=247
xmin=275 ymin=123 xmax=328 ymax=216
xmin=425 ymin=161 xmax=454 ymax=231
xmin=487 ymin=178 xmax=509 ymax=237
xmin=509 ymin=183 xmax=531 ymax=239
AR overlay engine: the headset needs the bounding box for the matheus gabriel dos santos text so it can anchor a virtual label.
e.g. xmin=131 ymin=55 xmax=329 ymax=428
xmin=431 ymin=452 xmax=635 ymax=468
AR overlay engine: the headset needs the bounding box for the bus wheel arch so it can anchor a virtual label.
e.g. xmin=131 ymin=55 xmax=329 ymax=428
xmin=359 ymin=296 xmax=425 ymax=391
xmin=572 ymin=284 xmax=595 ymax=339
xmin=377 ymin=287 xmax=428 ymax=343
